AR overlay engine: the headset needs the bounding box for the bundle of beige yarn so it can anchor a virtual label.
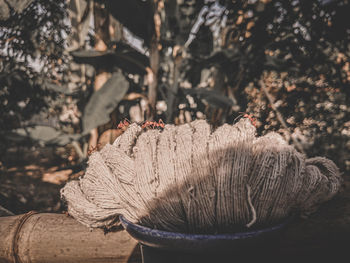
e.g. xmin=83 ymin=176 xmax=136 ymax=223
xmin=61 ymin=119 xmax=341 ymax=234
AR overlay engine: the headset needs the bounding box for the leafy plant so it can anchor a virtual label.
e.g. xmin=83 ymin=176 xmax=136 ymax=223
xmin=0 ymin=0 xmax=69 ymax=131
xmin=81 ymin=71 xmax=129 ymax=134
xmin=1 ymin=0 xmax=349 ymax=173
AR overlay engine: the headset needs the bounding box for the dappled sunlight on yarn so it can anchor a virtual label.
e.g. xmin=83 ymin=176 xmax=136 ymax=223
xmin=61 ymin=119 xmax=341 ymax=234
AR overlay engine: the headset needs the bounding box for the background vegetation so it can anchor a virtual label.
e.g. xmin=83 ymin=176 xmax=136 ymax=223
xmin=0 ymin=0 xmax=349 ymax=214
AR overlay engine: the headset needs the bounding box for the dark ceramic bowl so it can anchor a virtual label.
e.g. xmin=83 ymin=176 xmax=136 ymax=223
xmin=120 ymin=215 xmax=292 ymax=263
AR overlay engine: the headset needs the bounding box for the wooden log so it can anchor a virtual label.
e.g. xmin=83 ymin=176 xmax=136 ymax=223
xmin=0 ymin=213 xmax=139 ymax=263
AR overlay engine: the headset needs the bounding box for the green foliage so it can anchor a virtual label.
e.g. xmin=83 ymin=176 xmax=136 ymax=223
xmin=0 ymin=0 xmax=68 ymax=65
xmin=219 ymin=0 xmax=350 ymax=89
xmin=0 ymin=0 xmax=69 ymax=131
xmin=1 ymin=0 xmax=349 ymax=172
xmin=0 ymin=59 xmax=54 ymax=130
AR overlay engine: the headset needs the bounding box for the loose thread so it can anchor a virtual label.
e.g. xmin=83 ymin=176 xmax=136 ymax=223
xmin=246 ymin=184 xmax=257 ymax=228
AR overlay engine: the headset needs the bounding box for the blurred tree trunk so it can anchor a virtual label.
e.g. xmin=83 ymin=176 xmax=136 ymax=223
xmin=67 ymin=0 xmax=94 ymax=158
xmin=146 ymin=0 xmax=163 ymax=120
xmin=88 ymin=1 xmax=124 ymax=150
xmin=88 ymin=1 xmax=108 ymax=150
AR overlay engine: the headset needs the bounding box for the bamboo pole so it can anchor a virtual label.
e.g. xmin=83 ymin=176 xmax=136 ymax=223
xmin=0 ymin=212 xmax=139 ymax=263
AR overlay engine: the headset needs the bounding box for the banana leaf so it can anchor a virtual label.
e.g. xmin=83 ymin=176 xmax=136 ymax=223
xmin=82 ymin=71 xmax=129 ymax=134
xmin=71 ymin=48 xmax=148 ymax=75
xmin=182 ymin=88 xmax=234 ymax=108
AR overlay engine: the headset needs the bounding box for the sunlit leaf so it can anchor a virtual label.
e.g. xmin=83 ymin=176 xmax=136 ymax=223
xmin=82 ymin=71 xmax=129 ymax=134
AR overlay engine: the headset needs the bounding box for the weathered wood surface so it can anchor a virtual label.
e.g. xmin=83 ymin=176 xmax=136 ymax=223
xmin=0 ymin=212 xmax=140 ymax=263
xmin=0 ymin=180 xmax=349 ymax=263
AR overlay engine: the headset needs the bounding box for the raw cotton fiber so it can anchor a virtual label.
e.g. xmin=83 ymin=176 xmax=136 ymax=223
xmin=61 ymin=119 xmax=341 ymax=234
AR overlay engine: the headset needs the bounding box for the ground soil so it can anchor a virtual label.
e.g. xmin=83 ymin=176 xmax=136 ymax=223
xmin=0 ymin=145 xmax=83 ymax=214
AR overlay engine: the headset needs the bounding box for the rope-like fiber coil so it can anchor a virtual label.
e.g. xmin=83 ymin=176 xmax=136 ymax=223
xmin=61 ymin=119 xmax=341 ymax=234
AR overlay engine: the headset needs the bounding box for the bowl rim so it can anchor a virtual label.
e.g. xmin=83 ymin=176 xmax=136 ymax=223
xmin=119 ymin=215 xmax=292 ymax=241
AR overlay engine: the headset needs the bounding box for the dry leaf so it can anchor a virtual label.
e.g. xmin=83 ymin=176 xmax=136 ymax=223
xmin=236 ymin=15 xmax=243 ymax=25
xmin=42 ymin=169 xmax=73 ymax=185
xmin=286 ymin=84 xmax=296 ymax=92
xmin=247 ymin=21 xmax=255 ymax=30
